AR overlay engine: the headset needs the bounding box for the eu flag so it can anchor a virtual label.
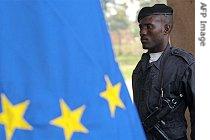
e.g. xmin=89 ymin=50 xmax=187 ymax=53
xmin=0 ymin=1 xmax=145 ymax=140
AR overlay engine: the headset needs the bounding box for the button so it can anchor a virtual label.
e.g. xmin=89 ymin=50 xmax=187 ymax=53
xmin=161 ymin=120 xmax=166 ymax=125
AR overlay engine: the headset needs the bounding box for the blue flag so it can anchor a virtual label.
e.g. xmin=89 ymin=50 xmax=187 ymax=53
xmin=0 ymin=1 xmax=145 ymax=140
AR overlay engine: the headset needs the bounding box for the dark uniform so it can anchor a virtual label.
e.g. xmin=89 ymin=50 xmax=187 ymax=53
xmin=132 ymin=45 xmax=194 ymax=140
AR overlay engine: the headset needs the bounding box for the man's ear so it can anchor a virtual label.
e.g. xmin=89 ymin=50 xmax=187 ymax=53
xmin=164 ymin=24 xmax=171 ymax=35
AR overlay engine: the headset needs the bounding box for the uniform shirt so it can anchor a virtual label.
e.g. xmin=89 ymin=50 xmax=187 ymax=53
xmin=132 ymin=45 xmax=195 ymax=140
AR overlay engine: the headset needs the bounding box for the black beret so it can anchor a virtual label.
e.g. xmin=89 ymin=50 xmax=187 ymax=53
xmin=138 ymin=4 xmax=173 ymax=22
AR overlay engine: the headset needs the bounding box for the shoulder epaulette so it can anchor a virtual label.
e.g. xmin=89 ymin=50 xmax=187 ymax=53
xmin=171 ymin=47 xmax=194 ymax=65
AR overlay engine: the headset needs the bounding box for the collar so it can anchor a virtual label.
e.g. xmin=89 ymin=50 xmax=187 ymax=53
xmin=149 ymin=52 xmax=163 ymax=63
xmin=151 ymin=44 xmax=172 ymax=70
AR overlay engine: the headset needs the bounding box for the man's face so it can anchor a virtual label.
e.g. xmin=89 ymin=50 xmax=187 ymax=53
xmin=139 ymin=15 xmax=165 ymax=52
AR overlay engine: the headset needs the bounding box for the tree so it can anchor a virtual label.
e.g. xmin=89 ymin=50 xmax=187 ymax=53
xmin=101 ymin=0 xmax=130 ymax=55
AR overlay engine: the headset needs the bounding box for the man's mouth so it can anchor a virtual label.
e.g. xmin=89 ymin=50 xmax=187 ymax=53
xmin=141 ymin=38 xmax=149 ymax=43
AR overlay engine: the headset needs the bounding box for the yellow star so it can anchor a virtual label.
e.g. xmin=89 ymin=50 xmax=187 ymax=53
xmin=50 ymin=99 xmax=88 ymax=140
xmin=100 ymin=75 xmax=125 ymax=118
xmin=0 ymin=94 xmax=32 ymax=140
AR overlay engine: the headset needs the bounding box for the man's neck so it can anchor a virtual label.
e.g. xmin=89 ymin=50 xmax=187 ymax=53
xmin=149 ymin=41 xmax=169 ymax=53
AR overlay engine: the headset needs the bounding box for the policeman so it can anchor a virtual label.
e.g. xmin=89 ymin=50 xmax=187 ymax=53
xmin=132 ymin=4 xmax=194 ymax=140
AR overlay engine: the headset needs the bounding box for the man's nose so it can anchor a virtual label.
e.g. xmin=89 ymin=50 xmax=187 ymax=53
xmin=140 ymin=28 xmax=147 ymax=36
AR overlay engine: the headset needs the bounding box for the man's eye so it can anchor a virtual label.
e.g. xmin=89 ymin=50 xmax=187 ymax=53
xmin=139 ymin=25 xmax=143 ymax=30
xmin=147 ymin=25 xmax=153 ymax=29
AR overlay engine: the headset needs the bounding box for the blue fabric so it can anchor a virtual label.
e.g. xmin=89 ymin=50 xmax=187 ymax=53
xmin=0 ymin=0 xmax=145 ymax=140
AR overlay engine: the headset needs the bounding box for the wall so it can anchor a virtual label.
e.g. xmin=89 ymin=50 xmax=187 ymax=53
xmin=167 ymin=0 xmax=195 ymax=55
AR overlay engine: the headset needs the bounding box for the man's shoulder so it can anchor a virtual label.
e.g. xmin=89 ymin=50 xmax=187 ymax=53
xmin=170 ymin=47 xmax=194 ymax=65
xmin=133 ymin=53 xmax=149 ymax=74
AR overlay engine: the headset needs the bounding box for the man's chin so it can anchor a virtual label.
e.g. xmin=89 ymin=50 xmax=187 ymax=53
xmin=142 ymin=45 xmax=150 ymax=50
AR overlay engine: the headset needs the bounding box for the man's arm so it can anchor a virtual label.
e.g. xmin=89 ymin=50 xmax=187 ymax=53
xmin=183 ymin=63 xmax=195 ymax=140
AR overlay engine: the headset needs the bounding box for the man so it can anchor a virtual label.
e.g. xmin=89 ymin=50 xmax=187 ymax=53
xmin=132 ymin=4 xmax=194 ymax=140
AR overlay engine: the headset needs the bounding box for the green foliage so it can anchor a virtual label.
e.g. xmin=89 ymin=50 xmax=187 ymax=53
xmin=130 ymin=24 xmax=140 ymax=38
xmin=114 ymin=44 xmax=144 ymax=80
xmin=116 ymin=53 xmax=141 ymax=80
xmin=108 ymin=8 xmax=129 ymax=31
